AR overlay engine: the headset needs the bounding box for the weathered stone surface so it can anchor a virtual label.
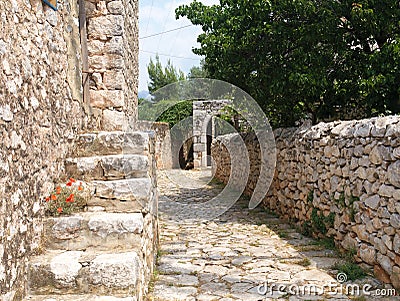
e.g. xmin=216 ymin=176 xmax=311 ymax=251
xmin=374 ymin=264 xmax=391 ymax=283
xmin=377 ymin=254 xmax=394 ymax=275
xmin=44 ymin=213 xmax=144 ymax=251
xmin=65 ymin=154 xmax=149 ymax=180
xmin=394 ymin=233 xmax=400 ymax=254
xmin=364 ymin=195 xmax=380 ymax=209
xmin=90 ymin=90 xmax=124 ymax=109
xmin=88 ymin=15 xmax=124 ymax=39
xmin=388 ymin=161 xmax=400 ymax=188
xmin=89 ymin=252 xmax=139 ymax=289
xmin=212 ymin=116 xmax=400 ymax=290
xmin=72 ymin=131 xmax=152 ymax=157
xmin=107 ymin=1 xmax=124 ymax=14
xmin=93 ymin=178 xmax=151 ymax=201
xmin=360 ymin=244 xmax=376 ymax=265
xmin=102 ymin=109 xmax=126 ymax=131
xmin=23 ymin=295 xmax=136 ymax=301
xmin=29 ymin=250 xmax=140 ymax=295
xmin=149 ymin=170 xmax=391 ymax=300
xmin=103 ymin=70 xmax=125 ymax=90
xmin=369 ymin=145 xmax=384 ymax=164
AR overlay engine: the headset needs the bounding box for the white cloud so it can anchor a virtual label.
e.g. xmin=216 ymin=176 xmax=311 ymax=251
xmin=138 ymin=0 xmax=219 ymax=91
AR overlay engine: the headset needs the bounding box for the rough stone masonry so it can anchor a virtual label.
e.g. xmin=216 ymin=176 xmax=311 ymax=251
xmin=0 ymin=0 xmax=141 ymax=299
xmin=212 ymin=115 xmax=400 ymax=289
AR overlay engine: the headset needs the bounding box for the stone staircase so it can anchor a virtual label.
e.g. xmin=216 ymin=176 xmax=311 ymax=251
xmin=24 ymin=131 xmax=159 ymax=301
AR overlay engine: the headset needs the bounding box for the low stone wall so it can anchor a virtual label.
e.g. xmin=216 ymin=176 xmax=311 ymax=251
xmin=135 ymin=121 xmax=172 ymax=170
xmin=212 ymin=116 xmax=400 ymax=288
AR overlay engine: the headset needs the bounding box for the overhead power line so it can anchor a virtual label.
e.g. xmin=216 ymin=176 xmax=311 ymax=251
xmin=144 ymin=0 xmax=154 ymax=36
xmin=139 ymin=25 xmax=195 ymax=39
xmin=140 ymin=50 xmax=201 ymax=61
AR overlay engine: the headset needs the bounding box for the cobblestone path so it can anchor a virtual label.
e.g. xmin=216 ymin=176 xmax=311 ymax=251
xmin=147 ymin=169 xmax=397 ymax=301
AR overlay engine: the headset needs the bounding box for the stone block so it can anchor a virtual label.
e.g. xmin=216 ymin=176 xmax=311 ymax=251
xmin=89 ymin=54 xmax=124 ymax=71
xmin=90 ymin=90 xmax=124 ymax=109
xmin=88 ymin=15 xmax=124 ymax=40
xmin=44 ymin=212 xmax=144 ymax=251
xmin=65 ymin=154 xmax=149 ymax=180
xmin=28 ymin=250 xmax=140 ymax=296
xmin=102 ymin=109 xmax=126 ymax=131
xmin=103 ymin=70 xmax=124 ymax=90
xmin=72 ymin=131 xmax=152 ymax=157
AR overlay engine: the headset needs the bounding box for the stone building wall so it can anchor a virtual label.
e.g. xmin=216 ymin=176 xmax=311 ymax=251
xmin=212 ymin=116 xmax=400 ymax=288
xmin=86 ymin=0 xmax=139 ymax=130
xmin=0 ymin=0 xmax=89 ymax=299
xmin=0 ymin=0 xmax=141 ymax=299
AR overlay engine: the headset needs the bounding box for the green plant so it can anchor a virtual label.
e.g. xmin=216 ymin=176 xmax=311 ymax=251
xmin=310 ymin=208 xmax=336 ymax=235
xmin=334 ymin=192 xmax=346 ymax=208
xmin=307 ymin=190 xmax=314 ymax=204
xmin=311 ymin=208 xmax=327 ymax=234
xmin=332 ymin=262 xmax=366 ymax=281
xmin=44 ymin=178 xmax=87 ymax=216
xmin=295 ymin=258 xmax=312 ymax=267
xmin=312 ymin=237 xmax=336 ymax=250
xmin=300 ymin=221 xmax=312 ymax=236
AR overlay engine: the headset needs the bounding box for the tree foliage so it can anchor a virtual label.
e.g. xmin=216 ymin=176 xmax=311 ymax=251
xmin=176 ymin=0 xmax=400 ymax=127
xmin=147 ymin=55 xmax=186 ymax=94
xmin=143 ymin=57 xmax=207 ymax=128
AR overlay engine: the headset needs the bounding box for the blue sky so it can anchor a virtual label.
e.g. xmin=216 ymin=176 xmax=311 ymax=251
xmin=138 ymin=0 xmax=218 ymax=92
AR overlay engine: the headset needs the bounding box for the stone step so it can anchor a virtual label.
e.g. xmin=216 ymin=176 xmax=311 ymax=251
xmin=88 ymin=178 xmax=157 ymax=213
xmin=71 ymin=131 xmax=155 ymax=157
xmin=65 ymin=154 xmax=149 ymax=181
xmin=24 ymin=295 xmax=136 ymax=301
xmin=43 ymin=212 xmax=144 ymax=251
xmin=28 ymin=250 xmax=142 ymax=296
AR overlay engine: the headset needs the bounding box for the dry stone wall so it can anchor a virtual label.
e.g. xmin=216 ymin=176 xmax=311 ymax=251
xmin=135 ymin=121 xmax=173 ymax=170
xmin=212 ymin=116 xmax=400 ymax=288
xmin=0 ymin=0 xmax=89 ymax=299
xmin=86 ymin=0 xmax=139 ymax=130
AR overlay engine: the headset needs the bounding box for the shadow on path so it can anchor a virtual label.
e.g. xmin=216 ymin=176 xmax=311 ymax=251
xmin=146 ymin=170 xmax=397 ymax=301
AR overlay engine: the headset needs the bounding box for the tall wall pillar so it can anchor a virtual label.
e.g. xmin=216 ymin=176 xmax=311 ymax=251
xmin=85 ymin=0 xmax=139 ymax=130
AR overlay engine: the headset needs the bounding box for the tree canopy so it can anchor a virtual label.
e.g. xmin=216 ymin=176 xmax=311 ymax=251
xmin=147 ymin=55 xmax=186 ymax=94
xmin=176 ymin=0 xmax=400 ymax=127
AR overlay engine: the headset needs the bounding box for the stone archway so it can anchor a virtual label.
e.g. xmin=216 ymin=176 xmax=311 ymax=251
xmin=192 ymin=100 xmax=231 ymax=168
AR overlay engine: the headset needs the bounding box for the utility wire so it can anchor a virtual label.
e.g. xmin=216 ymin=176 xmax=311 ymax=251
xmin=144 ymin=0 xmax=154 ymax=36
xmin=139 ymin=24 xmax=195 ymax=39
xmin=140 ymin=49 xmax=201 ymax=61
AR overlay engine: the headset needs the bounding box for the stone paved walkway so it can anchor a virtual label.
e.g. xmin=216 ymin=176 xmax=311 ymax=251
xmin=147 ymin=169 xmax=398 ymax=301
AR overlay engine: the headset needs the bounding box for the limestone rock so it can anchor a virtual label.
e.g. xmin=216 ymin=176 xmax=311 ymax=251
xmin=388 ymin=161 xmax=400 ymax=188
xmin=90 ymin=90 xmax=124 ymax=109
xmin=364 ymin=195 xmax=380 ymax=210
xmin=359 ymin=244 xmax=376 ymax=265
xmin=89 ymin=252 xmax=139 ymax=289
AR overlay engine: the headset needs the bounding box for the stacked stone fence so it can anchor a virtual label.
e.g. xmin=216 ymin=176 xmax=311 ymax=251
xmin=135 ymin=121 xmax=172 ymax=170
xmin=212 ymin=115 xmax=400 ymax=288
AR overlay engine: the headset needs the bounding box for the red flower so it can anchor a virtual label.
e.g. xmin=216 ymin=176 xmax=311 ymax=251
xmin=78 ymin=185 xmax=83 ymax=191
xmin=66 ymin=181 xmax=72 ymax=187
xmin=57 ymin=207 xmax=63 ymax=213
xmin=51 ymin=194 xmax=57 ymax=201
xmin=56 ymin=186 xmax=62 ymax=194
xmin=45 ymin=197 xmax=50 ymax=202
xmin=69 ymin=178 xmax=76 ymax=183
xmin=66 ymin=193 xmax=74 ymax=203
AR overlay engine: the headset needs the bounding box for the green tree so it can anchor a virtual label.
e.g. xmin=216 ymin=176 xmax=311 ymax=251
xmin=147 ymin=55 xmax=186 ymax=95
xmin=176 ymin=0 xmax=400 ymax=127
